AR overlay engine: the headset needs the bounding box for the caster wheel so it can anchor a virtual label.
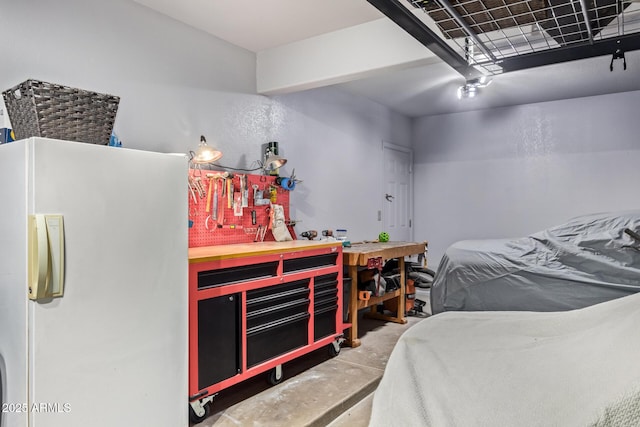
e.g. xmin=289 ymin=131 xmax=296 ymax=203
xmin=267 ymin=367 xmax=284 ymax=386
xmin=189 ymin=402 xmax=210 ymax=424
xmin=328 ymin=342 xmax=341 ymax=357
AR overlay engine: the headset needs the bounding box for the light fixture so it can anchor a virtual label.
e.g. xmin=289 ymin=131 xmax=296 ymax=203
xmin=263 ymin=141 xmax=287 ymax=174
xmin=457 ymin=75 xmax=492 ymax=100
xmin=263 ymin=154 xmax=287 ymax=172
xmin=189 ymin=138 xmax=288 ymax=173
xmin=192 ymin=135 xmax=222 ymax=164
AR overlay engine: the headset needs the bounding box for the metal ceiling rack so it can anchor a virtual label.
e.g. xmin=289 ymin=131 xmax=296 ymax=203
xmin=367 ymin=0 xmax=640 ymax=75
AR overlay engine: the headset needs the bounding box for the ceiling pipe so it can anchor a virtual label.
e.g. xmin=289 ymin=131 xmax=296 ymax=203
xmin=366 ymin=0 xmax=484 ymax=79
xmin=436 ymin=0 xmax=498 ymax=62
xmin=578 ymin=0 xmax=594 ymax=44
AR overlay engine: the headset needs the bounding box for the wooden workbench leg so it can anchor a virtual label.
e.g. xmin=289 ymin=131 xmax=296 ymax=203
xmin=398 ymin=257 xmax=408 ymax=323
xmin=346 ymin=265 xmax=361 ymax=347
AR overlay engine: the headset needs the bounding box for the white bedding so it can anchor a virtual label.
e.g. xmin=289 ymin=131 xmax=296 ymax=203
xmin=369 ymin=292 xmax=640 ymax=427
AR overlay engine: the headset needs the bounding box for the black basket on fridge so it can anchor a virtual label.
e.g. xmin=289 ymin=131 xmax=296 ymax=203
xmin=2 ymin=79 xmax=120 ymax=145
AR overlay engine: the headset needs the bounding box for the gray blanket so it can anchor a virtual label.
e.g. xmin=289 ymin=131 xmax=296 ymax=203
xmin=431 ymin=210 xmax=640 ymax=314
xmin=370 ymin=291 xmax=640 ymax=427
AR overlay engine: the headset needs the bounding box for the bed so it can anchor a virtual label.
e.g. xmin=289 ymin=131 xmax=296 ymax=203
xmin=369 ymin=291 xmax=640 ymax=427
xmin=430 ymin=210 xmax=640 ymax=314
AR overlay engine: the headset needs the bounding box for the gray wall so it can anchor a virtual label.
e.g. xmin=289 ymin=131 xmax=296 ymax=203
xmin=272 ymin=87 xmax=412 ymax=239
xmin=1 ymin=0 xmax=257 ymax=156
xmin=413 ymin=90 xmax=640 ymax=266
xmin=1 ymin=0 xmax=410 ymax=242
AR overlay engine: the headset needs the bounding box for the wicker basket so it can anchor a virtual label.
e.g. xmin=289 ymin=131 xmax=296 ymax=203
xmin=2 ymin=80 xmax=120 ymax=145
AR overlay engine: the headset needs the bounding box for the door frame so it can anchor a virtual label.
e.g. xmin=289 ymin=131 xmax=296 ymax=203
xmin=382 ymin=140 xmax=414 ymax=242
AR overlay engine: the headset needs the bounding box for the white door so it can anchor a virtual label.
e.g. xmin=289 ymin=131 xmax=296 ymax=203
xmin=383 ymin=143 xmax=413 ymax=242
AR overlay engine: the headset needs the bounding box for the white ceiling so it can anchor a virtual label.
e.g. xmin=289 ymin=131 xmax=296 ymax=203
xmin=132 ymin=0 xmax=384 ymax=52
xmin=339 ymin=50 xmax=640 ymax=117
xmin=133 ymin=0 xmax=640 ymax=117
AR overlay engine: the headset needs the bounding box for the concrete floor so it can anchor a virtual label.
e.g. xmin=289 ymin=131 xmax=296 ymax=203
xmin=193 ymin=288 xmax=431 ymax=427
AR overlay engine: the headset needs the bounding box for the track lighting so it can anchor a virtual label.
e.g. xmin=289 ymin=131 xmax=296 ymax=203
xmin=457 ymin=76 xmax=492 ymax=99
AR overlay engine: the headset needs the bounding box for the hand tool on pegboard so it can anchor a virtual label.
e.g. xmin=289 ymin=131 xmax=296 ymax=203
xmin=233 ymin=192 xmax=243 ymax=216
xmin=204 ymin=173 xmax=215 ymax=230
xmin=188 ymin=176 xmax=198 ymax=205
xmin=252 ymin=185 xmax=259 ymax=206
xmin=216 ymin=195 xmax=224 ymax=227
xmin=275 ymin=168 xmax=302 ymax=191
xmin=254 ymin=224 xmax=267 ymax=242
xmin=212 ymin=178 xmax=219 ymax=220
xmin=205 ymin=174 xmax=214 ymax=213
xmin=240 ymin=175 xmax=249 ymax=207
xmin=204 ymin=173 xmax=229 ymax=230
xmin=188 ymin=171 xmax=290 ymax=247
xmin=192 ymin=176 xmax=205 ymax=199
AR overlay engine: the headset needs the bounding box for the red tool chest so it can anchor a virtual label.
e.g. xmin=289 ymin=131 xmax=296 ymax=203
xmin=188 ymin=241 xmax=344 ymax=423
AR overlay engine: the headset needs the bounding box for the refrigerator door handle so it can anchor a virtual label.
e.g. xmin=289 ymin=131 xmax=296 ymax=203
xmin=28 ymin=214 xmax=65 ymax=300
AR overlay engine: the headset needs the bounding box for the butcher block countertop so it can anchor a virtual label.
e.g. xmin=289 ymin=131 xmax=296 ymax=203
xmin=342 ymin=241 xmax=427 ymax=266
xmin=189 ymin=240 xmax=342 ymax=264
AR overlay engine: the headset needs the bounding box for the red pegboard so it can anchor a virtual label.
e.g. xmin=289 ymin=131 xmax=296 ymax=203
xmin=188 ymin=170 xmax=295 ymax=247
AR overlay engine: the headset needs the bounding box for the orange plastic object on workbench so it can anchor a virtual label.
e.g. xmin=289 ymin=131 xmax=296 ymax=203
xmin=188 ymin=170 xmax=293 ymax=247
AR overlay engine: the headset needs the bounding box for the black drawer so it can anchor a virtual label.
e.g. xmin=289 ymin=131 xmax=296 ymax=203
xmin=198 ymin=261 xmax=279 ymax=289
xmin=315 ymin=280 xmax=338 ymax=292
xmin=315 ymin=295 xmax=338 ymax=310
xmin=315 ymin=273 xmax=338 ymax=306
xmin=283 ymin=254 xmax=338 ymax=273
xmin=315 ymin=273 xmax=339 ymax=287
xmin=246 ymin=298 xmax=310 ymax=329
xmin=247 ymin=280 xmax=310 ymax=312
xmin=314 ymin=304 xmax=338 ymax=341
xmin=247 ymin=312 xmax=310 ymax=367
xmin=246 ymin=287 xmax=310 ymax=312
xmin=315 ymin=288 xmax=338 ymax=304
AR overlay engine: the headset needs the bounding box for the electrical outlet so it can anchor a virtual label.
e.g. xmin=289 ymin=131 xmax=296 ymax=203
xmin=377 ymin=210 xmax=382 ymax=221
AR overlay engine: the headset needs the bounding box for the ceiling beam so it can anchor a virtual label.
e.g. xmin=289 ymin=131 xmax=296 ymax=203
xmin=366 ymin=0 xmax=483 ymax=79
xmin=257 ymin=18 xmax=439 ymax=95
xmin=499 ymin=33 xmax=640 ymax=72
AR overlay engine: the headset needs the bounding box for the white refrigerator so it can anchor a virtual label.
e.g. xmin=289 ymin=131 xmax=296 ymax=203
xmin=0 ymin=138 xmax=188 ymax=427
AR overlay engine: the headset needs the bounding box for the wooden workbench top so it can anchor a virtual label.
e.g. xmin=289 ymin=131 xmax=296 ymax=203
xmin=189 ymin=240 xmax=342 ymax=263
xmin=342 ymin=241 xmax=426 ymax=266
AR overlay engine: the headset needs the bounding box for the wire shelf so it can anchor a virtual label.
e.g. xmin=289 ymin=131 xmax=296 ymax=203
xmin=409 ymin=0 xmax=640 ymax=74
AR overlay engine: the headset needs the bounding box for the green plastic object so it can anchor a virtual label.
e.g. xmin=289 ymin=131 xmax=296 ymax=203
xmin=379 ymin=232 xmax=389 ymax=242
